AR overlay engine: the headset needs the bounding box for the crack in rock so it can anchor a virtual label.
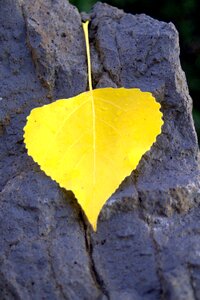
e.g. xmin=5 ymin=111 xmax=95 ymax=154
xmin=80 ymin=211 xmax=109 ymax=299
xmin=149 ymin=218 xmax=165 ymax=300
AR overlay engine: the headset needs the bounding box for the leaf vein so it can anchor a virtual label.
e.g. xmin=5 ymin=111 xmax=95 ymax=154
xmin=96 ymin=96 xmax=126 ymax=111
xmin=96 ymin=116 xmax=122 ymax=137
xmin=57 ymin=131 xmax=90 ymax=168
xmin=43 ymin=99 xmax=89 ymax=161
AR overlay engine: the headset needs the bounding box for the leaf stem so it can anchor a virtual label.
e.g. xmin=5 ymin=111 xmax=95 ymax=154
xmin=82 ymin=21 xmax=93 ymax=91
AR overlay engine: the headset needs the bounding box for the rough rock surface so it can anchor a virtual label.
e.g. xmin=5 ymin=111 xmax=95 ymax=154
xmin=0 ymin=0 xmax=200 ymax=299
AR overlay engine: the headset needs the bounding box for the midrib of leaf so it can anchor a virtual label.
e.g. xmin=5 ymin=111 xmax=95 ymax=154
xmin=83 ymin=21 xmax=96 ymax=186
xmin=91 ymin=92 xmax=96 ymax=186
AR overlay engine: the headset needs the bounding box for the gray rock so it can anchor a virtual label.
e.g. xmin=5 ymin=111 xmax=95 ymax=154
xmin=0 ymin=0 xmax=200 ymax=299
xmin=89 ymin=2 xmax=199 ymax=217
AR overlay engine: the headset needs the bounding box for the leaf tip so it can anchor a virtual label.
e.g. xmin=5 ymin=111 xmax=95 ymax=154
xmin=91 ymin=220 xmax=97 ymax=232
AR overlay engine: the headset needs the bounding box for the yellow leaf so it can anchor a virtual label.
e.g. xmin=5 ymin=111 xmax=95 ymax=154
xmin=24 ymin=21 xmax=163 ymax=230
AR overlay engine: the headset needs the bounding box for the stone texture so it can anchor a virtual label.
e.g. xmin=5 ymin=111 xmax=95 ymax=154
xmin=89 ymin=3 xmax=200 ymax=217
xmin=0 ymin=0 xmax=200 ymax=299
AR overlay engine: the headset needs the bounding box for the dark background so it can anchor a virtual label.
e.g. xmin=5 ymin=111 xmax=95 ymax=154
xmin=70 ymin=0 xmax=200 ymax=143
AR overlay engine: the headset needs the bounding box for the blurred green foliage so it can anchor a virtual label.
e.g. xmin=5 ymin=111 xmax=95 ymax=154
xmin=70 ymin=0 xmax=200 ymax=142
